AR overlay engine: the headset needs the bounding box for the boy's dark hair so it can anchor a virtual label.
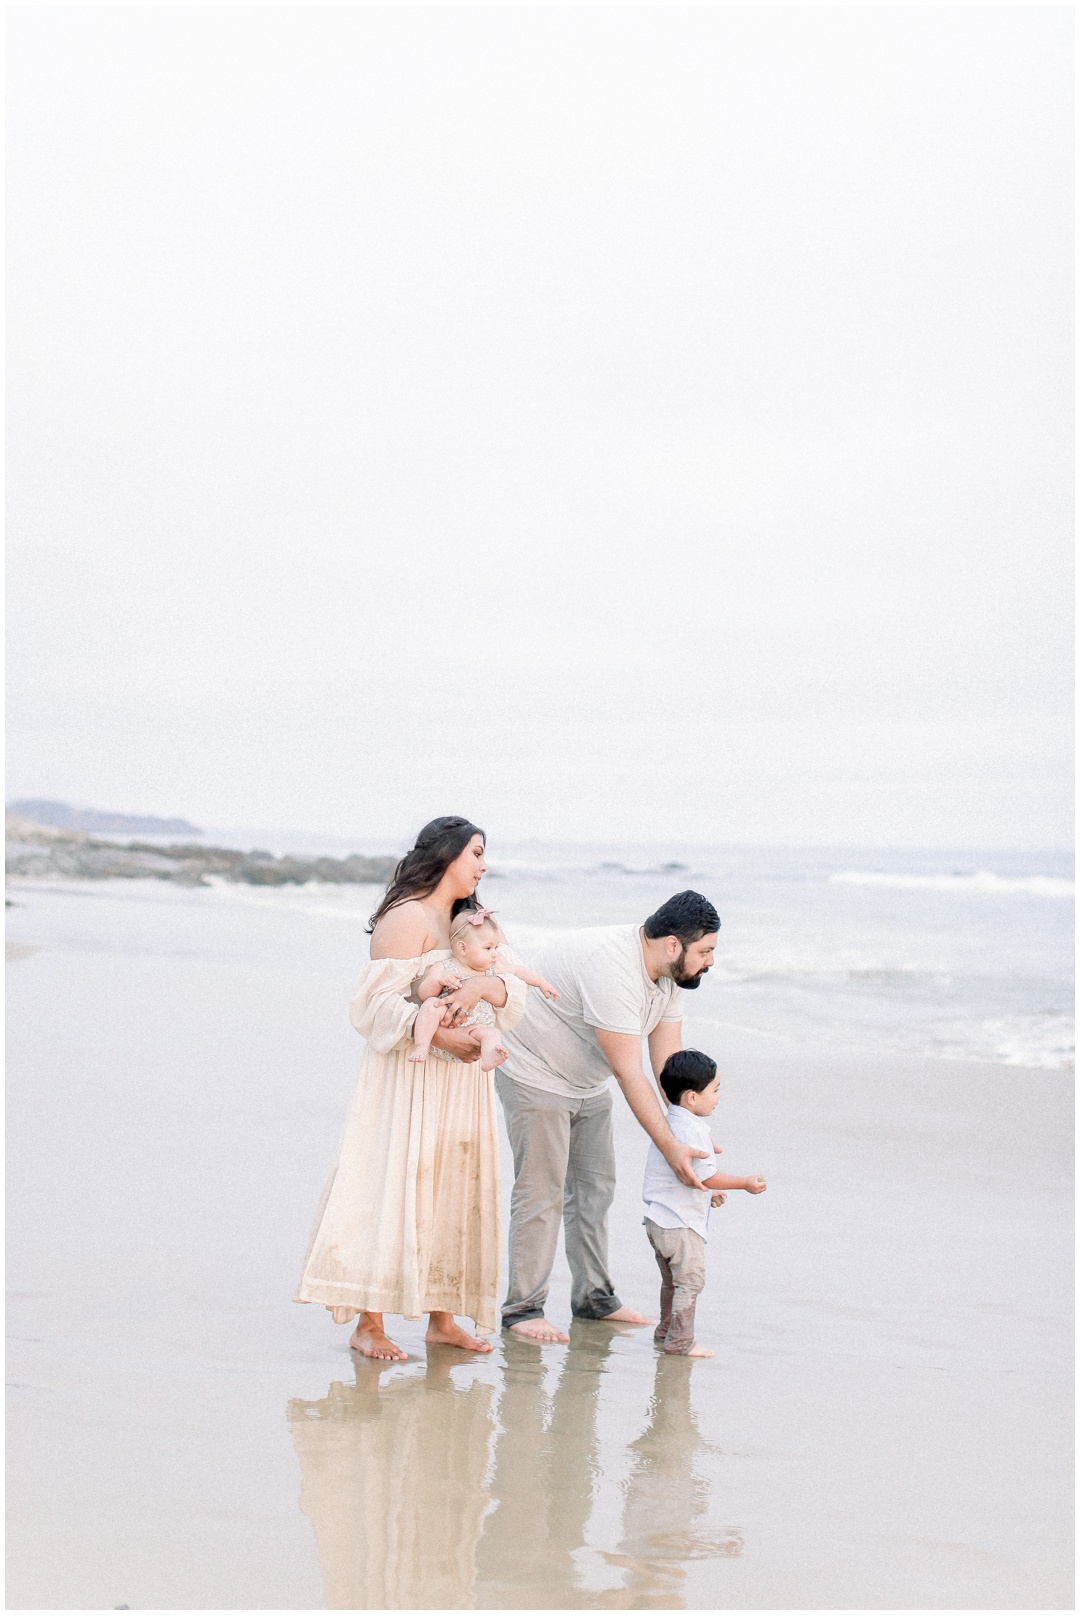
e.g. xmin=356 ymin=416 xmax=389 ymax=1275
xmin=659 ymin=1048 xmax=718 ymax=1104
xmin=643 ymin=890 xmax=720 ymax=944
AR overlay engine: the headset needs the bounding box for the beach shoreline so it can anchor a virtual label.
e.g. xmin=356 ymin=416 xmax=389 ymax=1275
xmin=6 ymin=877 xmax=1073 ymax=1609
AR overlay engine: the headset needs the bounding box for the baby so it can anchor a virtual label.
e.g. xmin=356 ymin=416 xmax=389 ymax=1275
xmin=642 ymin=1048 xmax=766 ymax=1358
xmin=409 ymin=908 xmax=557 ymax=1071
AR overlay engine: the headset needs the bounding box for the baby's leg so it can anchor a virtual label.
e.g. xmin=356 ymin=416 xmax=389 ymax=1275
xmin=409 ymin=997 xmax=449 ymax=1064
xmin=473 ymin=1024 xmax=509 ymax=1072
xmin=660 ymin=1230 xmax=710 ymax=1357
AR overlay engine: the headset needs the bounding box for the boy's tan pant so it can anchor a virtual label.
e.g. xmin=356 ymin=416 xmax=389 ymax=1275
xmin=645 ymin=1219 xmax=707 ymax=1354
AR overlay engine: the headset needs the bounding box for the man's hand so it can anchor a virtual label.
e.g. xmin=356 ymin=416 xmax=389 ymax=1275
xmin=663 ymin=1139 xmax=710 ymax=1190
xmin=430 ymin=1025 xmax=485 ymax=1058
xmin=595 ymin=1028 xmax=710 ymax=1186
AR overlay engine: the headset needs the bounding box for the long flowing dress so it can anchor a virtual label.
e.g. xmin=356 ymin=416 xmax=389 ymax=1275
xmin=294 ymin=947 xmax=527 ymax=1334
xmin=288 ymin=1365 xmax=496 ymax=1609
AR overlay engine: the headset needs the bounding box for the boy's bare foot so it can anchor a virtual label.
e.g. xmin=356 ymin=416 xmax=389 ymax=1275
xmin=425 ymin=1313 xmax=493 ymax=1352
xmin=506 ymin=1318 xmax=570 ymax=1343
xmin=599 ymin=1306 xmax=655 ymax=1325
xmin=350 ymin=1318 xmax=408 ymax=1361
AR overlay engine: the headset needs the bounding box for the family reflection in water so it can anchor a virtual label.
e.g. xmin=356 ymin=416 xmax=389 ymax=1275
xmin=287 ymin=1325 xmax=742 ymax=1611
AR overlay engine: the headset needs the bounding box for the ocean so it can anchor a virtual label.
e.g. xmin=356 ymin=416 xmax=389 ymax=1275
xmin=192 ymin=836 xmax=1075 ymax=1073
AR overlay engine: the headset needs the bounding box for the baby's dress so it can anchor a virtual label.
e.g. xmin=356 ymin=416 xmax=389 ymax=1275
xmin=429 ymin=961 xmax=497 ymax=1061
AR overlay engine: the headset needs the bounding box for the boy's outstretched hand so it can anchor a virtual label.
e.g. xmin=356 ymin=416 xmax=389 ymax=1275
xmin=745 ymin=1176 xmax=767 ymax=1193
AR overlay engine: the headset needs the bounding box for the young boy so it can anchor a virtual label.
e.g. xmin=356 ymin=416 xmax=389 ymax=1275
xmin=642 ymin=1048 xmax=766 ymax=1358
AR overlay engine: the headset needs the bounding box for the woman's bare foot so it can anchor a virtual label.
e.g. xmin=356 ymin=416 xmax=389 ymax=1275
xmin=425 ymin=1312 xmax=493 ymax=1352
xmin=507 ymin=1318 xmax=570 ymax=1343
xmin=350 ymin=1312 xmax=408 ymax=1361
xmin=599 ymin=1306 xmax=655 ymax=1325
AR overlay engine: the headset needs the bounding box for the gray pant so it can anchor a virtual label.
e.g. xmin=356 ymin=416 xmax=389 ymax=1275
xmin=645 ymin=1219 xmax=706 ymax=1354
xmin=495 ymin=1072 xmax=622 ymax=1325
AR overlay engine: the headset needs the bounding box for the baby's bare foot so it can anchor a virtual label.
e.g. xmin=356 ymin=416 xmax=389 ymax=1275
xmin=350 ymin=1322 xmax=408 ymax=1361
xmin=408 ymin=1049 xmax=429 ymax=1065
xmin=507 ymin=1318 xmax=570 ymax=1343
xmin=425 ymin=1315 xmax=493 ymax=1352
xmin=481 ymin=1041 xmax=508 ymax=1072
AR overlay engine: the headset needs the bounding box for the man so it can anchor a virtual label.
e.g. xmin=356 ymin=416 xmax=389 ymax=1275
xmin=495 ymin=890 xmax=720 ymax=1343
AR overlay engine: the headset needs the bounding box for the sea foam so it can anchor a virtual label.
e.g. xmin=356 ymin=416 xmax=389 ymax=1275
xmin=829 ymin=871 xmax=1074 ymax=898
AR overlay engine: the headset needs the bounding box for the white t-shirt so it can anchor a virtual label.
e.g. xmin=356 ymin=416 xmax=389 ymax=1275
xmin=500 ymin=924 xmax=684 ymax=1098
xmin=642 ymin=1104 xmax=716 ymax=1240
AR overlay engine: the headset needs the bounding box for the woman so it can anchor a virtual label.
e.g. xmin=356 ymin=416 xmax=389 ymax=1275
xmin=294 ymin=816 xmax=526 ymax=1360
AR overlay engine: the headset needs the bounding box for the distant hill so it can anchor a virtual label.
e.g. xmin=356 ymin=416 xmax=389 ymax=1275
xmin=6 ymin=799 xmax=203 ymax=837
xmin=6 ymin=813 xmax=395 ymax=887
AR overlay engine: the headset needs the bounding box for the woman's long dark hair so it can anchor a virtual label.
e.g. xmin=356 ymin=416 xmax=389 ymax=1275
xmin=367 ymin=816 xmax=485 ymax=933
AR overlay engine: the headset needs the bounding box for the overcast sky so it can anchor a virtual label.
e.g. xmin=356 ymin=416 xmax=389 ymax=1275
xmin=7 ymin=4 xmax=1073 ymax=849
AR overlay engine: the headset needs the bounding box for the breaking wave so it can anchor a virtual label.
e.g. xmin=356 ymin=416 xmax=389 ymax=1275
xmin=829 ymin=871 xmax=1073 ymax=898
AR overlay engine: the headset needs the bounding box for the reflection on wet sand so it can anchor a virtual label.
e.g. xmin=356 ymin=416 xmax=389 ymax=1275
xmin=289 ymin=1325 xmax=743 ymax=1611
xmin=475 ymin=1323 xmax=616 ymax=1609
xmin=287 ymin=1353 xmax=495 ymax=1610
xmin=603 ymin=1353 xmax=743 ymax=1608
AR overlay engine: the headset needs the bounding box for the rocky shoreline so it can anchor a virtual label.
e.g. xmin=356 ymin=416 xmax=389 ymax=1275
xmin=5 ymin=816 xmax=396 ymax=888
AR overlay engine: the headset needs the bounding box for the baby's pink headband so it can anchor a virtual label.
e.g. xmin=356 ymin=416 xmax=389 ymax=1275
xmin=449 ymin=906 xmax=497 ymax=940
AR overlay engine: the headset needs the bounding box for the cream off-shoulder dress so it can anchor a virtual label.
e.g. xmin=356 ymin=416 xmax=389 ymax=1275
xmin=295 ymin=947 xmax=527 ymax=1334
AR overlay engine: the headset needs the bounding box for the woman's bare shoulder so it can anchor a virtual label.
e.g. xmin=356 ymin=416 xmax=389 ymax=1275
xmin=370 ymin=900 xmax=440 ymax=959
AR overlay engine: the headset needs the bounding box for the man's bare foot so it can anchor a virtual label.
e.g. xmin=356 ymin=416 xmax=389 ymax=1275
xmin=599 ymin=1306 xmax=655 ymax=1325
xmin=506 ymin=1318 xmax=570 ymax=1343
xmin=350 ymin=1318 xmax=408 ymax=1361
xmin=425 ymin=1313 xmax=493 ymax=1352
xmin=686 ymin=1344 xmax=715 ymax=1357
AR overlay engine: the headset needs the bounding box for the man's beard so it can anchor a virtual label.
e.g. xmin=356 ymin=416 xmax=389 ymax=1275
xmin=671 ymin=946 xmax=709 ymax=989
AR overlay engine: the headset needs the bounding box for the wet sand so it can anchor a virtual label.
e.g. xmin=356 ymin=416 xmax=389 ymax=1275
xmin=6 ymin=880 xmax=1073 ymax=1609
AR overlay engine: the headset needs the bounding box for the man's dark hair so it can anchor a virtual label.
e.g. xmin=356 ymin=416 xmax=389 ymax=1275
xmin=643 ymin=890 xmax=720 ymax=944
xmin=659 ymin=1048 xmax=718 ymax=1104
